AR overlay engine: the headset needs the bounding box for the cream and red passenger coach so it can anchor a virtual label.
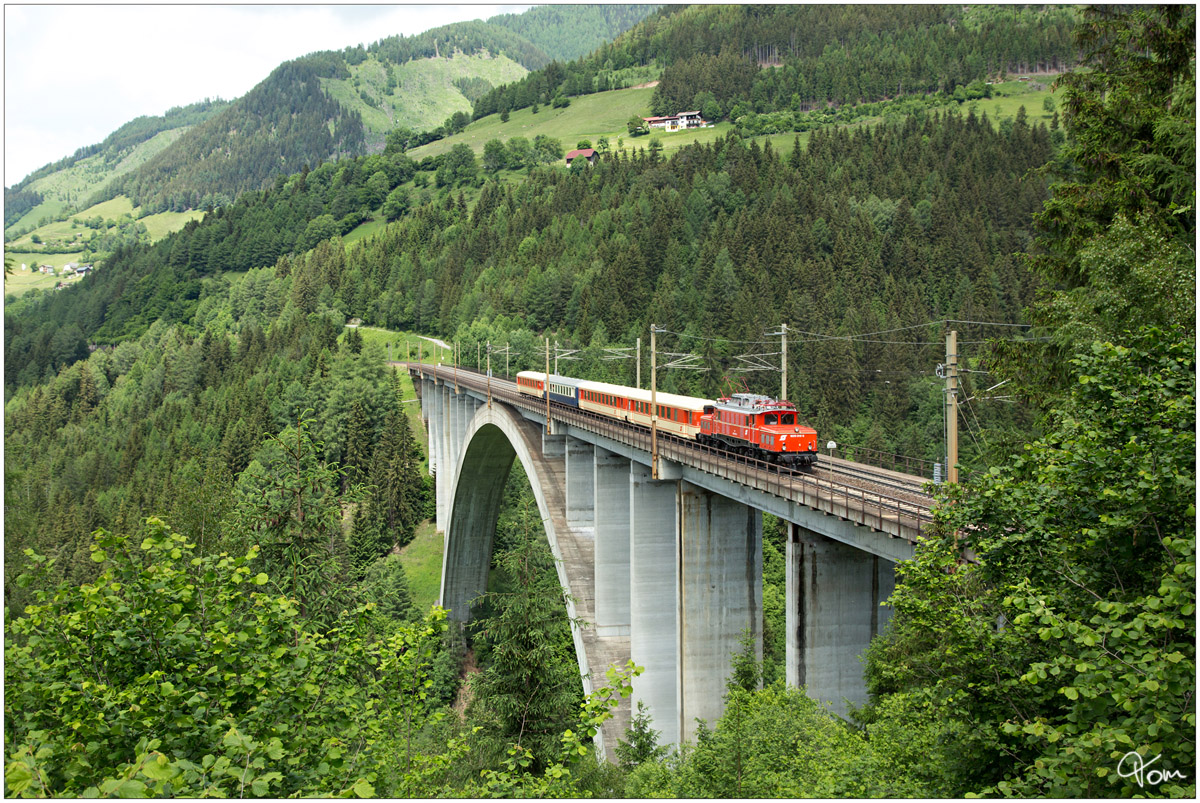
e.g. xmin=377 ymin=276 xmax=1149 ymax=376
xmin=516 ymin=372 xmax=818 ymax=467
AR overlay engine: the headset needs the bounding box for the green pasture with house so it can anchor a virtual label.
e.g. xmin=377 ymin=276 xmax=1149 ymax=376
xmin=411 ymin=77 xmax=1061 ymax=166
xmin=410 ymin=85 xmax=657 ymax=160
xmin=4 ymin=253 xmax=89 ymax=296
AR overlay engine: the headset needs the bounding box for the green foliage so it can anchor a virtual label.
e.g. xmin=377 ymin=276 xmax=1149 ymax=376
xmin=468 ymin=491 xmax=584 ymax=768
xmin=351 ymin=402 xmax=428 ymax=573
xmin=866 ymin=328 xmax=1196 ymax=797
xmin=360 ymin=553 xmax=417 ymax=623
xmin=382 ymin=185 xmax=411 ymax=220
xmin=615 ymin=700 xmax=666 ymax=772
xmin=228 ymin=417 xmax=354 ymax=624
xmin=4 ymin=518 xmax=451 ymax=797
xmin=627 ymin=685 xmax=867 ymax=798
xmin=1004 ymin=5 xmax=1196 ymax=400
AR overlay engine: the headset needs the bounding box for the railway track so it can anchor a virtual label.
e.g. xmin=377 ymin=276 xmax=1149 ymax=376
xmin=810 ymin=455 xmax=934 ymax=502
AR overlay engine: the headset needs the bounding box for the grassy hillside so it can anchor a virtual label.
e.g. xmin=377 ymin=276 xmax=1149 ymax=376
xmin=139 ymin=207 xmax=206 ymax=240
xmin=4 ymin=195 xmax=204 ymax=287
xmin=6 ymin=99 xmax=227 ymax=236
xmin=6 ymin=129 xmax=188 ymax=237
xmin=410 ymin=78 xmax=1061 ymax=162
xmin=411 ymin=85 xmax=656 ymax=159
xmin=322 ymin=51 xmax=528 ymax=150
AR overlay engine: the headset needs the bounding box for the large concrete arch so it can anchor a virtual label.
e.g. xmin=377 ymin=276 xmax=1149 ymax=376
xmin=438 ymin=400 xmax=599 ymax=724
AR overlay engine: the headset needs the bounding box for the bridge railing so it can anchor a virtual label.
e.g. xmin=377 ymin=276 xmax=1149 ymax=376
xmin=412 ymin=364 xmax=932 ymax=542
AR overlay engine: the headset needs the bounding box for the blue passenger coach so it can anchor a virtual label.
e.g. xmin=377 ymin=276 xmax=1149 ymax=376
xmin=516 ymin=371 xmax=582 ymax=407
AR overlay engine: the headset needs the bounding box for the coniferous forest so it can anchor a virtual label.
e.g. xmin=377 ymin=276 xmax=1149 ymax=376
xmin=4 ymin=4 xmax=1195 ymax=798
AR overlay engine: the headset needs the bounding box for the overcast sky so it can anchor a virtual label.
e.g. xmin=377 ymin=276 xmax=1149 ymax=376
xmin=4 ymin=3 xmax=533 ymax=187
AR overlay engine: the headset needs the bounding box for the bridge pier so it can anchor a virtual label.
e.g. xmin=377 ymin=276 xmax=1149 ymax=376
xmin=594 ymin=448 xmax=630 ymax=637
xmin=786 ymin=523 xmax=896 ymax=716
xmin=566 ymin=440 xmax=595 ymax=527
xmin=679 ymin=483 xmax=762 ymax=737
xmin=629 ymin=464 xmax=681 ymax=746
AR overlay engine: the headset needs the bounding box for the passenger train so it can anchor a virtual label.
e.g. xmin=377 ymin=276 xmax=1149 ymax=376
xmin=516 ymin=372 xmax=818 ymax=467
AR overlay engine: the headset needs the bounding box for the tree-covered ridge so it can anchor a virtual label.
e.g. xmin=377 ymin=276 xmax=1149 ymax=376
xmin=4 ymin=100 xmax=230 ymax=228
xmin=6 ymin=99 xmax=230 ymax=197
xmin=77 ymin=4 xmax=649 ymax=214
xmin=2 ymin=267 xmax=430 ymax=599
xmin=486 ymin=4 xmax=660 ymax=63
xmin=360 ymin=18 xmax=551 ymax=71
xmin=470 ymin=4 xmax=1076 ymax=120
xmin=854 ymin=6 xmax=1197 ymax=797
xmin=347 ymin=113 xmax=1049 ymax=454
xmin=1 ymin=261 xmax=616 ymax=798
xmin=101 ymin=59 xmax=366 ymax=213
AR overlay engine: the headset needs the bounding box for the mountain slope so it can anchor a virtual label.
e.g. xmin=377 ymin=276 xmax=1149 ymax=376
xmin=9 ymin=6 xmax=660 ymax=224
xmin=104 ymin=57 xmax=368 ymax=213
xmin=486 ymin=4 xmax=660 ymax=62
xmin=4 ymin=99 xmax=228 ymax=234
xmin=321 ymin=51 xmax=528 ymax=152
xmin=469 ymin=4 xmax=1076 ymax=119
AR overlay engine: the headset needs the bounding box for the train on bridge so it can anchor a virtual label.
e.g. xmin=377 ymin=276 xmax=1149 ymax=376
xmin=516 ymin=372 xmax=819 ymax=467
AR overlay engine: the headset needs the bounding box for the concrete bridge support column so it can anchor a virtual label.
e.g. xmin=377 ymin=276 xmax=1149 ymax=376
xmin=436 ymin=383 xmax=452 ymax=532
xmin=678 ymin=483 xmax=762 ymax=741
xmin=629 ymin=464 xmax=680 ymax=747
xmin=593 ymin=448 xmax=630 ymax=636
xmin=786 ymin=524 xmax=896 ymax=716
xmin=423 ymin=379 xmax=438 ymax=478
xmin=542 ymin=431 xmax=566 ymax=459
xmin=451 ymin=391 xmax=470 ymax=472
xmin=565 ymin=439 xmax=595 ymax=528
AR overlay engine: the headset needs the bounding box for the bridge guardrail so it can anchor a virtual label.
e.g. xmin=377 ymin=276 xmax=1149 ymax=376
xmin=411 ymin=363 xmax=932 ymax=543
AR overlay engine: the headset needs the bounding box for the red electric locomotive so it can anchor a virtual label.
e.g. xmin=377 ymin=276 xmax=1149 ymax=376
xmin=698 ymin=393 xmax=818 ymax=467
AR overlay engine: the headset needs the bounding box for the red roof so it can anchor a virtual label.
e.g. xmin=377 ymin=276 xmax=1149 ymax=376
xmin=565 ymin=148 xmax=596 ymax=160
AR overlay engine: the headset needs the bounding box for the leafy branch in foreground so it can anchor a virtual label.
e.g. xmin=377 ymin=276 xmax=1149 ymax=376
xmin=4 ymin=518 xmax=447 ymax=798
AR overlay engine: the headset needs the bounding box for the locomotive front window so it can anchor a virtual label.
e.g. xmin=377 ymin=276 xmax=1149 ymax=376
xmin=780 ymin=413 xmax=795 ymax=425
xmin=765 ymin=414 xmax=778 ymax=425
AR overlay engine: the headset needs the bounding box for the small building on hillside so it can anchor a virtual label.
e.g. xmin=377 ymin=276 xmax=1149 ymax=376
xmin=642 ymin=110 xmax=706 ymax=131
xmin=565 ymin=148 xmax=598 ymax=166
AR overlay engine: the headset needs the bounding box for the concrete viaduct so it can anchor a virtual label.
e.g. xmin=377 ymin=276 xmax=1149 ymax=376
xmin=409 ymin=363 xmax=928 ymax=760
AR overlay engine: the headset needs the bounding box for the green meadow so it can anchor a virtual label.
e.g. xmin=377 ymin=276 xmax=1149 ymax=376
xmin=410 ymin=78 xmax=1061 ymax=164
